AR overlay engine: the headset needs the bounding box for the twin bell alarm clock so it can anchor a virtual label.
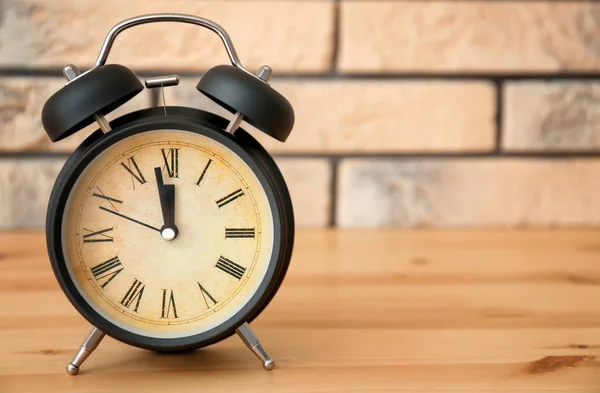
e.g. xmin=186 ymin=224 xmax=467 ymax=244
xmin=41 ymin=14 xmax=295 ymax=375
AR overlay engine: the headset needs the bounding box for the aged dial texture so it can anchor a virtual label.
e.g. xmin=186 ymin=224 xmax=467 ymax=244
xmin=62 ymin=130 xmax=274 ymax=338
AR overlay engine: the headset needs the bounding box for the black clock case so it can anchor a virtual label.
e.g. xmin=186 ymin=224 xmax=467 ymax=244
xmin=46 ymin=106 xmax=295 ymax=352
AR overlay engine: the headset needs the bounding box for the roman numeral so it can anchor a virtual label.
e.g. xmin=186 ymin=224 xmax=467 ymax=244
xmin=197 ymin=283 xmax=218 ymax=309
xmin=92 ymin=188 xmax=123 ymax=212
xmin=121 ymin=156 xmax=147 ymax=188
xmin=215 ymin=256 xmax=246 ymax=280
xmin=120 ymin=279 xmax=145 ymax=312
xmin=225 ymin=227 xmax=256 ymax=238
xmin=90 ymin=256 xmax=123 ymax=288
xmin=196 ymin=159 xmax=212 ymax=186
xmin=216 ymin=189 xmax=244 ymax=208
xmin=161 ymin=289 xmax=178 ymax=319
xmin=83 ymin=227 xmax=114 ymax=243
xmin=161 ymin=148 xmax=179 ymax=178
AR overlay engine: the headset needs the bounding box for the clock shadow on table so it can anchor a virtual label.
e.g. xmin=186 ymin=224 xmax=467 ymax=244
xmin=89 ymin=344 xmax=258 ymax=374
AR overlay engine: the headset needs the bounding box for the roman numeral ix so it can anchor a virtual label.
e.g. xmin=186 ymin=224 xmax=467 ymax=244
xmin=216 ymin=189 xmax=244 ymax=208
xmin=161 ymin=148 xmax=179 ymax=178
xmin=83 ymin=227 xmax=114 ymax=243
xmin=225 ymin=227 xmax=256 ymax=239
xmin=120 ymin=279 xmax=145 ymax=312
xmin=215 ymin=256 xmax=247 ymax=280
xmin=90 ymin=256 xmax=123 ymax=288
xmin=121 ymin=156 xmax=147 ymax=188
xmin=161 ymin=289 xmax=178 ymax=319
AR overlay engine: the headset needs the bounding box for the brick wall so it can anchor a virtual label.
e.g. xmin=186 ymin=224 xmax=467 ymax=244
xmin=1 ymin=1 xmax=600 ymax=228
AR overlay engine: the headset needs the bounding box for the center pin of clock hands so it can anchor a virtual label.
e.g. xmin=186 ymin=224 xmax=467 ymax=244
xmin=154 ymin=167 xmax=179 ymax=241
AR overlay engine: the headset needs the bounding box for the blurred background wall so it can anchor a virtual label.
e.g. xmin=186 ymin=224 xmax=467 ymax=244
xmin=1 ymin=0 xmax=600 ymax=228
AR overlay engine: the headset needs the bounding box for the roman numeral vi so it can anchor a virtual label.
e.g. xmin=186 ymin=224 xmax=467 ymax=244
xmin=161 ymin=289 xmax=178 ymax=319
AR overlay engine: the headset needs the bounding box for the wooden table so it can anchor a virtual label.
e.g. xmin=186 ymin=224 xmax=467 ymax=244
xmin=1 ymin=230 xmax=600 ymax=392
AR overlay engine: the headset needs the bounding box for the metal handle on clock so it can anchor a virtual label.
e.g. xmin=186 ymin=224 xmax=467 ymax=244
xmin=75 ymin=13 xmax=254 ymax=81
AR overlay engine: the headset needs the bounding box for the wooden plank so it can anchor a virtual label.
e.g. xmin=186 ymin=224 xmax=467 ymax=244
xmin=1 ymin=230 xmax=600 ymax=391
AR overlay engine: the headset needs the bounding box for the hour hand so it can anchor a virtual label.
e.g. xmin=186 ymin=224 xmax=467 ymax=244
xmin=154 ymin=167 xmax=178 ymax=241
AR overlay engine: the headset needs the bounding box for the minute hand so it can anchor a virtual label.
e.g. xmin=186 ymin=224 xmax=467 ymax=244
xmin=99 ymin=206 xmax=161 ymax=232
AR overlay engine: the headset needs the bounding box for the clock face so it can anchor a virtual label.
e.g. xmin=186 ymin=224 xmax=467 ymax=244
xmin=61 ymin=129 xmax=274 ymax=339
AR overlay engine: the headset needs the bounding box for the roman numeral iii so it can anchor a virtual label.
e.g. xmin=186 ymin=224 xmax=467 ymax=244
xmin=121 ymin=156 xmax=147 ymax=187
xmin=120 ymin=279 xmax=145 ymax=312
xmin=161 ymin=289 xmax=178 ymax=319
xmin=83 ymin=227 xmax=114 ymax=243
xmin=215 ymin=256 xmax=247 ymax=280
xmin=216 ymin=189 xmax=244 ymax=208
xmin=161 ymin=148 xmax=179 ymax=178
xmin=225 ymin=227 xmax=256 ymax=238
xmin=90 ymin=256 xmax=123 ymax=288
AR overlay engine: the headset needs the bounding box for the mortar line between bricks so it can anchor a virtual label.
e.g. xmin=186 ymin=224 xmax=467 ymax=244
xmin=0 ymin=152 xmax=71 ymax=159
xmin=6 ymin=151 xmax=600 ymax=161
xmin=330 ymin=0 xmax=342 ymax=73
xmin=276 ymin=152 xmax=600 ymax=159
xmin=340 ymin=0 xmax=590 ymax=2
xmin=328 ymin=157 xmax=340 ymax=227
xmin=2 ymin=68 xmax=600 ymax=81
xmin=494 ymin=80 xmax=504 ymax=153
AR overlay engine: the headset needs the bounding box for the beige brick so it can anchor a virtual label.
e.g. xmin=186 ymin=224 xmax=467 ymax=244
xmin=0 ymin=158 xmax=330 ymax=228
xmin=275 ymin=159 xmax=331 ymax=227
xmin=1 ymin=0 xmax=334 ymax=73
xmin=0 ymin=159 xmax=65 ymax=228
xmin=167 ymin=78 xmax=496 ymax=153
xmin=340 ymin=1 xmax=600 ymax=72
xmin=0 ymin=78 xmax=152 ymax=152
xmin=503 ymin=81 xmax=600 ymax=151
xmin=337 ymin=159 xmax=600 ymax=228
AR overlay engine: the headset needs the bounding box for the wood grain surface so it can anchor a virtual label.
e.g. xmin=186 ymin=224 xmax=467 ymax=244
xmin=1 ymin=230 xmax=600 ymax=392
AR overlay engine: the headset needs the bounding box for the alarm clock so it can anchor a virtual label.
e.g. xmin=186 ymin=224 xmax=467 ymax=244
xmin=41 ymin=14 xmax=295 ymax=375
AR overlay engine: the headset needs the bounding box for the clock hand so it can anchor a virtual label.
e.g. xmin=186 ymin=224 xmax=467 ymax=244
xmin=154 ymin=167 xmax=178 ymax=241
xmin=99 ymin=206 xmax=161 ymax=232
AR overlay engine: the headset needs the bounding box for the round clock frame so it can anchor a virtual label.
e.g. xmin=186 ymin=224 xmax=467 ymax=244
xmin=46 ymin=107 xmax=295 ymax=351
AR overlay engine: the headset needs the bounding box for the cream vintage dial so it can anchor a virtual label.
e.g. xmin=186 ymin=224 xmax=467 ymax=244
xmin=62 ymin=129 xmax=274 ymax=338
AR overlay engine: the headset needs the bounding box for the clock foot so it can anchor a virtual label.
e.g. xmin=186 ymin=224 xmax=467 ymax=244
xmin=66 ymin=327 xmax=105 ymax=375
xmin=236 ymin=322 xmax=275 ymax=371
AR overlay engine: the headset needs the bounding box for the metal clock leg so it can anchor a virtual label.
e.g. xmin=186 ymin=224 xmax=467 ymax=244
xmin=236 ymin=322 xmax=275 ymax=370
xmin=66 ymin=327 xmax=105 ymax=375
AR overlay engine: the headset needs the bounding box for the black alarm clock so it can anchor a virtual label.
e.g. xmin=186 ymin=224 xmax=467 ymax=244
xmin=41 ymin=14 xmax=295 ymax=375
